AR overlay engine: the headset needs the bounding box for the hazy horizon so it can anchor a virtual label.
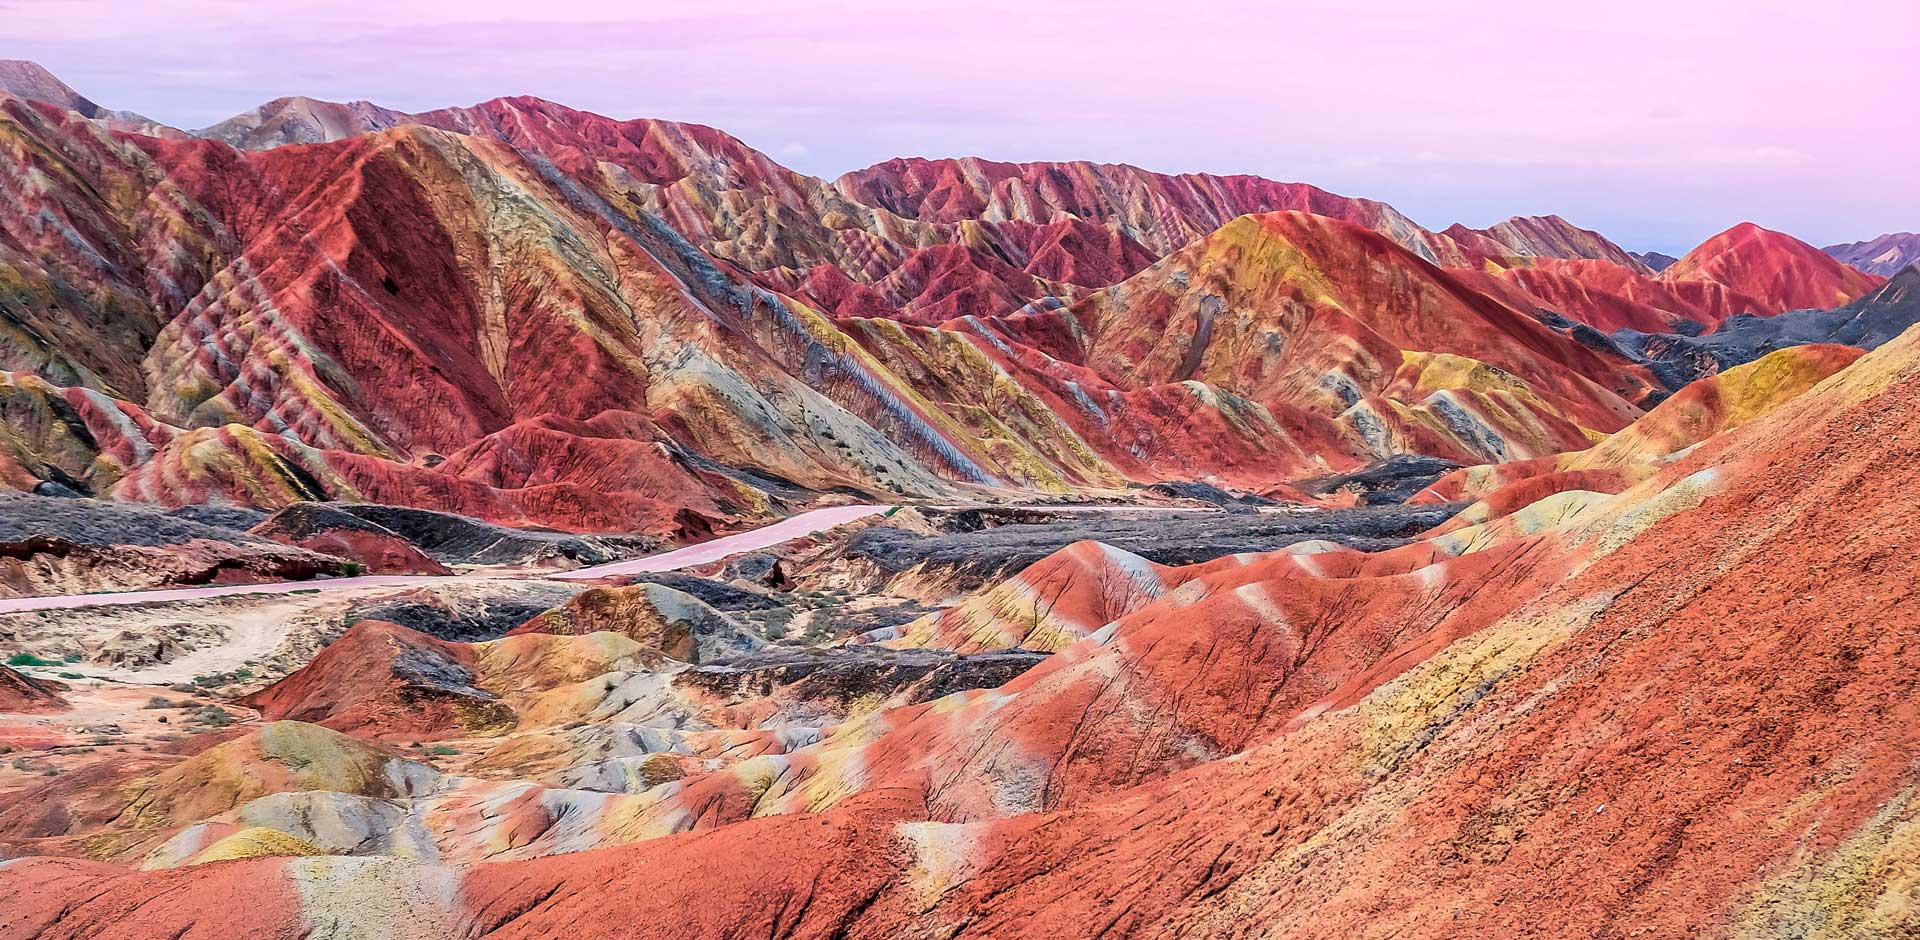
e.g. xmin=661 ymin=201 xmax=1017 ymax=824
xmin=5 ymin=0 xmax=1914 ymax=255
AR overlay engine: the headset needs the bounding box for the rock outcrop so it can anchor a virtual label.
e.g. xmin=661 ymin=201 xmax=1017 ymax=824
xmin=0 ymin=665 xmax=63 ymax=712
xmin=248 ymin=503 xmax=450 ymax=576
xmin=0 ymin=493 xmax=348 ymax=598
xmin=509 ymin=582 xmax=763 ymax=663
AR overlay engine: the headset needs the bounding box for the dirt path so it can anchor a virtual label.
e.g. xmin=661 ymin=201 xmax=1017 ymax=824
xmin=0 ymin=505 xmax=891 ymax=615
xmin=556 ymin=504 xmax=889 ymax=579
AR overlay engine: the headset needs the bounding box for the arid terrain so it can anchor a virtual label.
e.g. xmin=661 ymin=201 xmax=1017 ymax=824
xmin=1 ymin=58 xmax=1917 ymax=939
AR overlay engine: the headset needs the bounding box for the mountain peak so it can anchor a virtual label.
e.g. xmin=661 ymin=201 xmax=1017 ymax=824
xmin=0 ymin=59 xmax=103 ymax=117
xmin=1824 ymin=232 xmax=1920 ymax=277
xmin=1678 ymin=222 xmax=1828 ymax=265
xmin=1630 ymin=250 xmax=1680 ymax=272
xmin=1664 ymin=221 xmax=1886 ymax=313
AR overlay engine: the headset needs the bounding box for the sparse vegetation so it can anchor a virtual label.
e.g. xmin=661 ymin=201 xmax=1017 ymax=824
xmin=5 ymin=653 xmax=57 ymax=667
xmin=803 ymin=609 xmax=840 ymax=642
xmin=191 ymin=666 xmax=256 ymax=688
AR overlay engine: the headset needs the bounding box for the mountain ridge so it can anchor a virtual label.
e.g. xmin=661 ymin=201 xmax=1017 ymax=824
xmin=1824 ymin=232 xmax=1920 ymax=277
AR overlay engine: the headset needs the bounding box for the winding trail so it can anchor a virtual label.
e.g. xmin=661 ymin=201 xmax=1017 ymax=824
xmin=555 ymin=504 xmax=888 ymax=580
xmin=0 ymin=504 xmax=891 ymax=615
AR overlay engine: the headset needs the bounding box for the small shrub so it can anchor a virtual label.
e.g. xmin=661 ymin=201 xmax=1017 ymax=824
xmin=803 ymin=613 xmax=837 ymax=642
xmin=57 ymin=672 xmax=85 ymax=680
xmin=424 ymin=745 xmax=460 ymax=756
xmin=188 ymin=706 xmax=233 ymax=728
xmin=5 ymin=653 xmax=56 ymax=668
xmin=339 ymin=562 xmax=364 ymax=577
xmin=143 ymin=696 xmax=177 ymax=709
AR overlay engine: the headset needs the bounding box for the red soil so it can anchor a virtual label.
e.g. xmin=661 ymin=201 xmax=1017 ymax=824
xmin=14 ymin=302 xmax=1918 ymax=940
xmin=1661 ymin=222 xmax=1886 ymax=315
xmin=240 ymin=620 xmax=495 ymax=739
xmin=0 ymin=666 xmax=62 ymax=713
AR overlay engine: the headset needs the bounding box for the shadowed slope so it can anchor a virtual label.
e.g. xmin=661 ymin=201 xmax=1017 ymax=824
xmin=1610 ymin=266 xmax=1920 ymax=389
xmin=0 ymin=665 xmax=62 ymax=712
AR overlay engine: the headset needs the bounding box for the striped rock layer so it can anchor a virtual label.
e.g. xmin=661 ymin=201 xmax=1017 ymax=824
xmin=0 ymin=78 xmax=1890 ymax=534
xmin=7 ymin=279 xmax=1920 ymax=938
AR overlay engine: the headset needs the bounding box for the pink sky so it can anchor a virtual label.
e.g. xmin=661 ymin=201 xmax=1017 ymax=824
xmin=4 ymin=0 xmax=1913 ymax=254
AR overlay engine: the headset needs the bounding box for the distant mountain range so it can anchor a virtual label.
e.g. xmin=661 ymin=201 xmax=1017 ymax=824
xmin=0 ymin=59 xmax=1897 ymax=537
xmin=1824 ymin=232 xmax=1920 ymax=276
xmin=1631 ymin=250 xmax=1679 ymax=272
xmin=0 ymin=59 xmax=178 ymax=136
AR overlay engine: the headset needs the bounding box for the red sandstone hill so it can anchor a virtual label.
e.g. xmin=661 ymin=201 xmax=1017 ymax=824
xmin=0 ymin=665 xmax=63 ymax=712
xmin=1474 ymin=256 xmax=1774 ymax=332
xmin=1442 ymin=214 xmax=1650 ymax=272
xmin=1661 ymin=222 xmax=1886 ymax=314
xmin=0 ymin=76 xmax=1687 ymax=526
xmin=0 ymin=60 xmax=103 ymax=118
xmin=9 ymin=267 xmax=1920 ymax=939
xmin=836 ymin=155 xmax=1478 ymax=265
xmin=1009 ymin=211 xmax=1657 ymax=464
xmin=0 ymin=62 xmax=1896 ymax=538
xmin=1440 ymin=224 xmax=1884 ymax=335
xmin=0 ymin=59 xmax=177 ymax=137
